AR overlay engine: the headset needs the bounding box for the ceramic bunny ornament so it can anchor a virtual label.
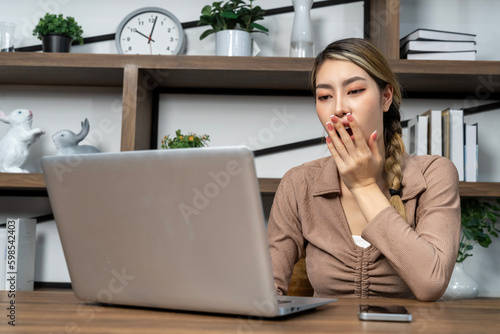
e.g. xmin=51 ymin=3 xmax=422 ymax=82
xmin=52 ymin=118 xmax=101 ymax=155
xmin=0 ymin=109 xmax=45 ymax=173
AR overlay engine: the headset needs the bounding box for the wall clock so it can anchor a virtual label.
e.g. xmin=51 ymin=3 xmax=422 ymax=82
xmin=115 ymin=7 xmax=185 ymax=55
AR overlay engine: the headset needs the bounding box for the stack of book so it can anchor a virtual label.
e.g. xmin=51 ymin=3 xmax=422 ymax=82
xmin=402 ymin=108 xmax=478 ymax=182
xmin=400 ymin=28 xmax=477 ymax=60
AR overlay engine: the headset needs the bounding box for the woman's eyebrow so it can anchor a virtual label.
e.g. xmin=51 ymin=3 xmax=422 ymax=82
xmin=342 ymin=76 xmax=366 ymax=87
xmin=315 ymin=76 xmax=367 ymax=90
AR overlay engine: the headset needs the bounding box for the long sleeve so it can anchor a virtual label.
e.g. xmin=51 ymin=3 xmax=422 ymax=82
xmin=362 ymin=156 xmax=461 ymax=301
xmin=267 ymin=169 xmax=306 ymax=295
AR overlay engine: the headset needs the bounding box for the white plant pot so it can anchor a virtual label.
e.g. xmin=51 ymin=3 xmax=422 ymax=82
xmin=442 ymin=262 xmax=479 ymax=300
xmin=216 ymin=30 xmax=252 ymax=57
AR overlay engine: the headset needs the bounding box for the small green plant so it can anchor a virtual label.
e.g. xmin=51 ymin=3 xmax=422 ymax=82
xmin=161 ymin=130 xmax=210 ymax=149
xmin=457 ymin=198 xmax=500 ymax=263
xmin=32 ymin=13 xmax=84 ymax=45
xmin=198 ymin=0 xmax=268 ymax=40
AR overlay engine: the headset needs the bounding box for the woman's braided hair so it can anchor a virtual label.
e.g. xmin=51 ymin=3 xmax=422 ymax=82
xmin=311 ymin=38 xmax=407 ymax=220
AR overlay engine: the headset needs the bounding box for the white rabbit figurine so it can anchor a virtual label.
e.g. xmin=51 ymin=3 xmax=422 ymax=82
xmin=0 ymin=109 xmax=45 ymax=173
xmin=52 ymin=118 xmax=101 ymax=155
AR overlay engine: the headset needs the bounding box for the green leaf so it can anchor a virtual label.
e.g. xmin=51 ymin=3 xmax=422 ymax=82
xmin=201 ymin=5 xmax=213 ymax=15
xmin=250 ymin=22 xmax=268 ymax=32
xmin=199 ymin=29 xmax=216 ymax=40
xmin=221 ymin=11 xmax=238 ymax=19
xmin=463 ymin=229 xmax=474 ymax=240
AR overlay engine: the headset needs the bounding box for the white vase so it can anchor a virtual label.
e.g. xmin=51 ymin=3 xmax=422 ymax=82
xmin=0 ymin=22 xmax=16 ymax=52
xmin=215 ymin=30 xmax=252 ymax=57
xmin=290 ymin=0 xmax=314 ymax=57
xmin=442 ymin=262 xmax=479 ymax=300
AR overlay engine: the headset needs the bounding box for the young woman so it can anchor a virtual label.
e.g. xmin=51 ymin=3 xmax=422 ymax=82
xmin=267 ymin=38 xmax=460 ymax=301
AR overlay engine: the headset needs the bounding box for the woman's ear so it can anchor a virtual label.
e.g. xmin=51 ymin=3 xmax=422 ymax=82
xmin=382 ymin=84 xmax=394 ymax=112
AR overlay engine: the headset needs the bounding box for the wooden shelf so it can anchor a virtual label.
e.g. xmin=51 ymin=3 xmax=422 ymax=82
xmin=2 ymin=53 xmax=500 ymax=97
xmin=260 ymin=179 xmax=500 ymax=198
xmin=0 ymin=173 xmax=46 ymax=194
xmin=1 ymin=174 xmax=498 ymax=198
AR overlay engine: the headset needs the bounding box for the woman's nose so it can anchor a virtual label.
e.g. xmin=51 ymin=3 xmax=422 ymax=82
xmin=333 ymin=96 xmax=349 ymax=117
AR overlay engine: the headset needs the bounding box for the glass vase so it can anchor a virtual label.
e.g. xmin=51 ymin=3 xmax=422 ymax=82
xmin=442 ymin=262 xmax=479 ymax=300
xmin=290 ymin=0 xmax=314 ymax=57
xmin=0 ymin=22 xmax=16 ymax=52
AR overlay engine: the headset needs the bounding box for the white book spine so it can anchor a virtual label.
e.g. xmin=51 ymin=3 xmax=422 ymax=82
xmin=465 ymin=124 xmax=478 ymax=182
xmin=449 ymin=110 xmax=464 ymax=181
xmin=4 ymin=218 xmax=37 ymax=291
xmin=0 ymin=227 xmax=6 ymax=290
xmin=418 ymin=115 xmax=428 ymax=155
xmin=430 ymin=110 xmax=442 ymax=156
xmin=407 ymin=115 xmax=428 ymax=156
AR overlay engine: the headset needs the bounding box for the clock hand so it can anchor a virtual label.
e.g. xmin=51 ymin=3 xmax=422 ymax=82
xmin=148 ymin=16 xmax=158 ymax=44
xmin=133 ymin=28 xmax=155 ymax=43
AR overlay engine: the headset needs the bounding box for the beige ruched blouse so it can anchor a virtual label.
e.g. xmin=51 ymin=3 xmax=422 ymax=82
xmin=267 ymin=153 xmax=460 ymax=301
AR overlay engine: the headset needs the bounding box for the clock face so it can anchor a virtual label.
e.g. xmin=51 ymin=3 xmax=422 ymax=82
xmin=116 ymin=7 xmax=185 ymax=55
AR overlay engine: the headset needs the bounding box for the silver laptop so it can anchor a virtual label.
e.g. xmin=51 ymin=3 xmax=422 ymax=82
xmin=41 ymin=146 xmax=336 ymax=317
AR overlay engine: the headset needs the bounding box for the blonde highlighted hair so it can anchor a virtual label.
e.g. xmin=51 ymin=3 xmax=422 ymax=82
xmin=311 ymin=38 xmax=407 ymax=220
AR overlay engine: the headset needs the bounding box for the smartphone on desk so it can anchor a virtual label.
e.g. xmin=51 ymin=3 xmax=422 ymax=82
xmin=358 ymin=304 xmax=412 ymax=322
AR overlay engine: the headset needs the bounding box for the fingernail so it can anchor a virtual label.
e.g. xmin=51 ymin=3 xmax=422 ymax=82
xmin=326 ymin=122 xmax=333 ymax=131
xmin=372 ymin=130 xmax=377 ymax=140
xmin=325 ymin=135 xmax=332 ymax=144
xmin=347 ymin=114 xmax=354 ymax=122
xmin=331 ymin=116 xmax=338 ymax=123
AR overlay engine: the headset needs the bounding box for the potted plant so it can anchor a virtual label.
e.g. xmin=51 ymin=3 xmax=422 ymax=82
xmin=32 ymin=13 xmax=84 ymax=53
xmin=198 ymin=0 xmax=268 ymax=56
xmin=161 ymin=130 xmax=210 ymax=149
xmin=443 ymin=198 xmax=500 ymax=299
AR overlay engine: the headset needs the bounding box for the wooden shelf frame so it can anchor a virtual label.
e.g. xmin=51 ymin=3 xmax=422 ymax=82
xmin=1 ymin=174 xmax=498 ymax=198
xmin=0 ymin=0 xmax=499 ymax=197
xmin=2 ymin=53 xmax=500 ymax=96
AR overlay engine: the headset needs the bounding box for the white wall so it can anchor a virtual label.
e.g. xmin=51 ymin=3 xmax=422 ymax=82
xmin=1 ymin=0 xmax=499 ymax=296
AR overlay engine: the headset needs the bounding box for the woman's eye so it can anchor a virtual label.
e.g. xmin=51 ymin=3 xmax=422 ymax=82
xmin=317 ymin=95 xmax=330 ymax=101
xmin=348 ymin=89 xmax=365 ymax=95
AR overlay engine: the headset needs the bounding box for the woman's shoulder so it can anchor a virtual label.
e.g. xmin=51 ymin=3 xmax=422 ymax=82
xmin=282 ymin=156 xmax=332 ymax=182
xmin=405 ymin=153 xmax=458 ymax=176
xmin=403 ymin=153 xmax=459 ymax=191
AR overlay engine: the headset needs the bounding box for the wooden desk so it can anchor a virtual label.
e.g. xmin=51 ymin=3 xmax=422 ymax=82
xmin=1 ymin=290 xmax=499 ymax=333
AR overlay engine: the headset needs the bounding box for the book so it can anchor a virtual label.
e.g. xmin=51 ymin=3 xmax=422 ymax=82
xmin=406 ymin=51 xmax=476 ymax=61
xmin=401 ymin=40 xmax=476 ymax=54
xmin=465 ymin=123 xmax=478 ymax=182
xmin=400 ymin=28 xmax=476 ymax=47
xmin=449 ymin=109 xmax=464 ymax=181
xmin=0 ymin=227 xmax=6 ymax=290
xmin=407 ymin=115 xmax=428 ymax=156
xmin=441 ymin=109 xmax=451 ymax=159
xmin=3 ymin=218 xmax=37 ymax=291
xmin=421 ymin=109 xmax=442 ymax=156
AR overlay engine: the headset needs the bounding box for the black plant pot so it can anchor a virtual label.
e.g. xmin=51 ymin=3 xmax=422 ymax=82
xmin=42 ymin=34 xmax=72 ymax=53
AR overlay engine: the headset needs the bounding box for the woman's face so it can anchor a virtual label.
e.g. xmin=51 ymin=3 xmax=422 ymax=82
xmin=315 ymin=59 xmax=393 ymax=148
